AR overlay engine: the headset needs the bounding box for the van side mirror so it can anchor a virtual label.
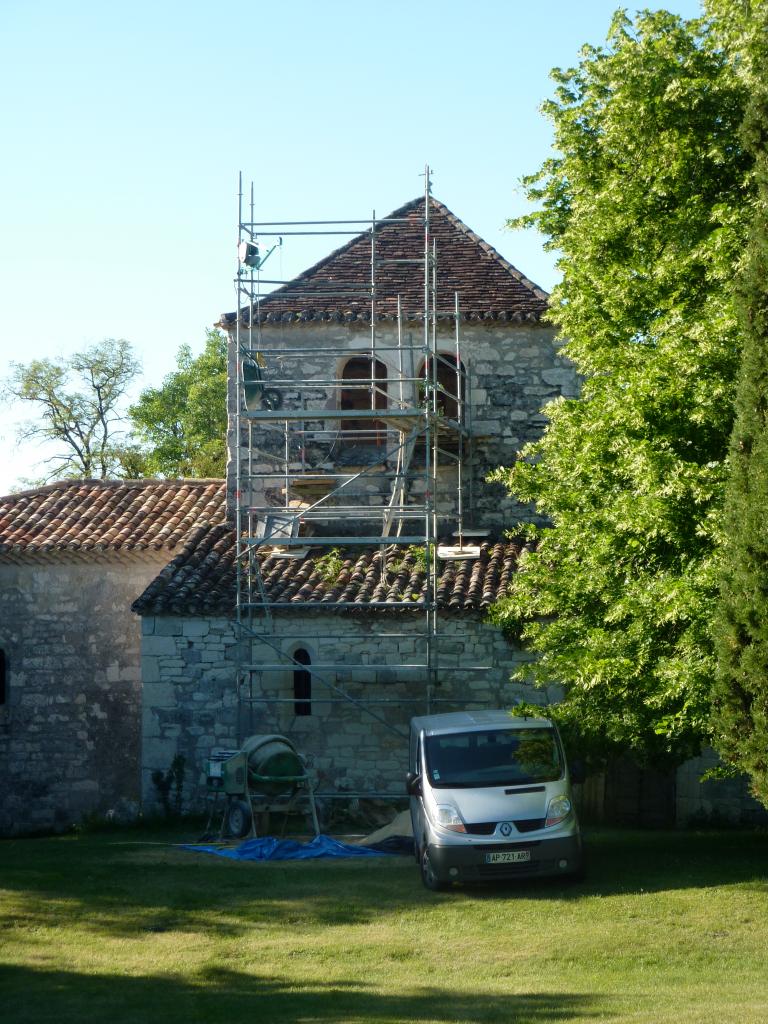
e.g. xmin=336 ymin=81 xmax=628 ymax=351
xmin=569 ymin=759 xmax=586 ymax=785
xmin=406 ymin=772 xmax=422 ymax=796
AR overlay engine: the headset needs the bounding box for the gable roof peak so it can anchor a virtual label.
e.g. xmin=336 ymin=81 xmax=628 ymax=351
xmin=222 ymin=194 xmax=549 ymax=327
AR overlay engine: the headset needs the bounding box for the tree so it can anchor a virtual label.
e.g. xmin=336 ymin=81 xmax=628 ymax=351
xmin=4 ymin=339 xmax=141 ymax=481
xmin=490 ymin=10 xmax=752 ymax=763
xmin=712 ymin=7 xmax=768 ymax=804
xmin=128 ymin=328 xmax=227 ymax=478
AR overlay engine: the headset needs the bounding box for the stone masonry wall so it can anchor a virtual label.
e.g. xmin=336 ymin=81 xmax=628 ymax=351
xmin=675 ymin=748 xmax=768 ymax=827
xmin=0 ymin=557 xmax=168 ymax=835
xmin=140 ymin=610 xmax=549 ymax=815
xmin=226 ymin=323 xmax=578 ymax=536
xmin=140 ymin=607 xmax=768 ymax=828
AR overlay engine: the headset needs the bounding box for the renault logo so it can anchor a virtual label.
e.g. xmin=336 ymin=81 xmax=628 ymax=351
xmin=499 ymin=821 xmax=513 ymax=837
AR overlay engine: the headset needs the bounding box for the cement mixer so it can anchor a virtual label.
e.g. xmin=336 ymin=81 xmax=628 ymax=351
xmin=206 ymin=734 xmax=320 ymax=839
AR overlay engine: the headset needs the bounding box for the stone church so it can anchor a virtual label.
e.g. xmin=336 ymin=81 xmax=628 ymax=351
xmin=0 ymin=196 xmax=760 ymax=834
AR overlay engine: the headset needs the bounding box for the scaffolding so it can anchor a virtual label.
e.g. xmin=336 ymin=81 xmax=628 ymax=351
xmin=232 ymin=168 xmax=487 ymax=791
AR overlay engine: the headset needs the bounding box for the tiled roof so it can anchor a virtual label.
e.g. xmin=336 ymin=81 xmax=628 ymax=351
xmin=132 ymin=522 xmax=530 ymax=615
xmin=221 ymin=196 xmax=548 ymax=327
xmin=0 ymin=479 xmax=226 ymax=560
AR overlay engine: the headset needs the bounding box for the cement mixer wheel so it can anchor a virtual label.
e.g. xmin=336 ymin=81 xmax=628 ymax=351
xmin=226 ymin=799 xmax=252 ymax=839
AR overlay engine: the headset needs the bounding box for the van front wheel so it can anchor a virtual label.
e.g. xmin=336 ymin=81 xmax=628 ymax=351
xmin=420 ymin=848 xmax=448 ymax=892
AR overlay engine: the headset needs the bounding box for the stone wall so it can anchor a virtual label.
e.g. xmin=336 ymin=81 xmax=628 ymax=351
xmin=140 ymin=610 xmax=548 ymax=814
xmin=226 ymin=322 xmax=578 ymax=536
xmin=140 ymin=607 xmax=768 ymax=829
xmin=0 ymin=557 xmax=168 ymax=835
xmin=676 ymin=748 xmax=768 ymax=827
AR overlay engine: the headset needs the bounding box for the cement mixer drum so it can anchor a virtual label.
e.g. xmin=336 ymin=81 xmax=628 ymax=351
xmin=241 ymin=734 xmax=305 ymax=796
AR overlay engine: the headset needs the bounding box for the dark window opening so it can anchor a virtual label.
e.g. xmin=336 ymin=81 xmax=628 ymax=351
xmin=293 ymin=648 xmax=312 ymax=716
xmin=0 ymin=650 xmax=6 ymax=706
xmin=419 ymin=354 xmax=466 ymax=421
xmin=340 ymin=357 xmax=388 ymax=445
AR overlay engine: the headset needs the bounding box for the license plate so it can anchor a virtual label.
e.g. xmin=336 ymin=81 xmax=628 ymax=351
xmin=485 ymin=850 xmax=531 ymax=864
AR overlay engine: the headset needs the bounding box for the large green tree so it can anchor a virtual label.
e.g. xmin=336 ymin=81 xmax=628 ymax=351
xmin=491 ymin=10 xmax=752 ymax=762
xmin=4 ymin=339 xmax=141 ymax=481
xmin=712 ymin=6 xmax=768 ymax=804
xmin=129 ymin=328 xmax=227 ymax=478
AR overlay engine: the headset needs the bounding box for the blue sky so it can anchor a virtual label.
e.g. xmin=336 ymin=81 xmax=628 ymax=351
xmin=0 ymin=0 xmax=703 ymax=492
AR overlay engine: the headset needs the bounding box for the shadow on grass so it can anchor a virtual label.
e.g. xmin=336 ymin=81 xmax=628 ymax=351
xmin=0 ymin=963 xmax=607 ymax=1024
xmin=458 ymin=827 xmax=768 ymax=902
xmin=1 ymin=827 xmax=767 ymax=939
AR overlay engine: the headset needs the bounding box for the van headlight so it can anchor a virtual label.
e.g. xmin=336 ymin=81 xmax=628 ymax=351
xmin=545 ymin=795 xmax=572 ymax=828
xmin=434 ymin=803 xmax=467 ymax=833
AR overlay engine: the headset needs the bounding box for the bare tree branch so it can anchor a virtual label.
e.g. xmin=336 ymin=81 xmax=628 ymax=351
xmin=3 ymin=339 xmax=141 ymax=481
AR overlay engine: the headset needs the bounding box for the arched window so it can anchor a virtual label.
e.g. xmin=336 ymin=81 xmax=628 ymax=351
xmin=293 ymin=648 xmax=312 ymax=716
xmin=340 ymin=357 xmax=387 ymax=445
xmin=418 ymin=354 xmax=466 ymax=422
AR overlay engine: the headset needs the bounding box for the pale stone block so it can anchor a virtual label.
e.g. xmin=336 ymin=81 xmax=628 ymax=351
xmin=145 ymin=683 xmax=178 ymax=707
xmin=155 ymin=617 xmax=183 ymax=636
xmin=142 ymin=636 xmax=179 ymax=658
xmin=183 ymin=619 xmax=211 ymax=638
xmin=541 ymin=368 xmax=576 ymax=387
xmin=142 ymin=737 xmax=176 ymax=767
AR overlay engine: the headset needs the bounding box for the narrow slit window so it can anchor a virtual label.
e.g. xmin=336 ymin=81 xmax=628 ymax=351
xmin=0 ymin=650 xmax=6 ymax=706
xmin=293 ymin=648 xmax=312 ymax=716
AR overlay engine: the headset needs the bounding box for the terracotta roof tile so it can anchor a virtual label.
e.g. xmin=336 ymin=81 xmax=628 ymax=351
xmin=220 ymin=196 xmax=548 ymax=328
xmin=0 ymin=479 xmax=226 ymax=559
xmin=132 ymin=523 xmax=530 ymax=615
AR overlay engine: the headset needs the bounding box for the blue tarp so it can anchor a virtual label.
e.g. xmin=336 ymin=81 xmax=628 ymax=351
xmin=181 ymin=834 xmax=394 ymax=861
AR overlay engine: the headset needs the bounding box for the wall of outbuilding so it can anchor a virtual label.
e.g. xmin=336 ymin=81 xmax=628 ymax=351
xmin=140 ymin=609 xmax=768 ymax=829
xmin=140 ymin=610 xmax=549 ymax=815
xmin=0 ymin=556 xmax=169 ymax=835
xmin=675 ymin=748 xmax=768 ymax=827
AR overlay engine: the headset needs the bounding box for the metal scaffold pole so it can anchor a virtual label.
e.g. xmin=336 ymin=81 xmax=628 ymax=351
xmin=231 ymin=168 xmax=480 ymax=797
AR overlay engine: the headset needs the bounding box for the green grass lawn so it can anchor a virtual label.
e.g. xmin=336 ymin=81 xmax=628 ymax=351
xmin=1 ymin=825 xmax=767 ymax=1024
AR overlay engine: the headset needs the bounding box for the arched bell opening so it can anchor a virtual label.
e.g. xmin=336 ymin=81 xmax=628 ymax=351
xmin=418 ymin=354 xmax=466 ymax=422
xmin=339 ymin=356 xmax=388 ymax=446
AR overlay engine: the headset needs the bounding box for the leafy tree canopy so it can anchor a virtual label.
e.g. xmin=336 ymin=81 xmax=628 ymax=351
xmin=129 ymin=328 xmax=227 ymax=478
xmin=492 ymin=9 xmax=753 ymax=764
xmin=3 ymin=339 xmax=140 ymax=482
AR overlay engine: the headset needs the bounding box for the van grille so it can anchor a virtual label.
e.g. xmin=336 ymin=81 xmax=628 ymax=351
xmin=514 ymin=818 xmax=546 ymax=833
xmin=464 ymin=819 xmax=545 ymax=836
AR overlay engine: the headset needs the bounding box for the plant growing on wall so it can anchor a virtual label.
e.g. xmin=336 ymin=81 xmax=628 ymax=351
xmin=151 ymin=755 xmax=186 ymax=818
xmin=313 ymin=548 xmax=344 ymax=584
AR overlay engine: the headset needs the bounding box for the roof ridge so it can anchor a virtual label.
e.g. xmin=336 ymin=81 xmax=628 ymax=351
xmin=0 ymin=477 xmax=226 ymax=502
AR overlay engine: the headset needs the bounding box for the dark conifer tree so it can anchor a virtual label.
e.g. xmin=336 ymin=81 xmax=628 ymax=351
xmin=713 ymin=47 xmax=768 ymax=805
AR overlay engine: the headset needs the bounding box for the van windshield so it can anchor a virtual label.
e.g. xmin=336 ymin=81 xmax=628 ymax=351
xmin=424 ymin=727 xmax=562 ymax=788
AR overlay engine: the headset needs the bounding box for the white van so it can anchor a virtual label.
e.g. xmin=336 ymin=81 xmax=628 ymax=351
xmin=407 ymin=710 xmax=583 ymax=889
